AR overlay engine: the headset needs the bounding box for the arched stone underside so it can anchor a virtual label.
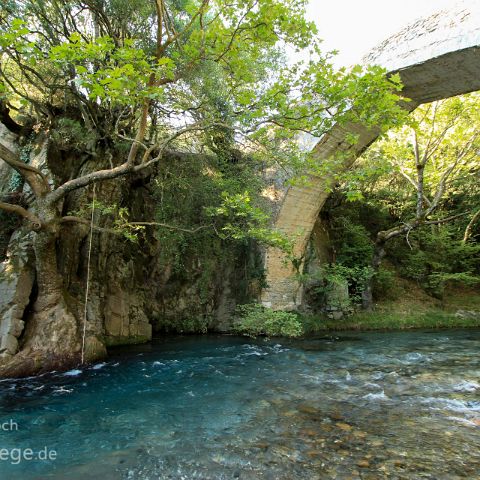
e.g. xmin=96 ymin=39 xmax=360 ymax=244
xmin=262 ymin=2 xmax=480 ymax=310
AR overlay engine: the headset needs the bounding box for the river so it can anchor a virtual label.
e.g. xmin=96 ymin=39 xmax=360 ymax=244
xmin=0 ymin=329 xmax=479 ymax=479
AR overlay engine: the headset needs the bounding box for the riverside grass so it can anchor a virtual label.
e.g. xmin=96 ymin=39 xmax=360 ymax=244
xmin=301 ymin=310 xmax=480 ymax=334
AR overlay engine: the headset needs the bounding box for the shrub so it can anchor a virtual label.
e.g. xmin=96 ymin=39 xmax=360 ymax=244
xmin=372 ymin=267 xmax=398 ymax=300
xmin=234 ymin=304 xmax=303 ymax=338
xmin=301 ymin=263 xmax=373 ymax=308
xmin=331 ymin=217 xmax=374 ymax=269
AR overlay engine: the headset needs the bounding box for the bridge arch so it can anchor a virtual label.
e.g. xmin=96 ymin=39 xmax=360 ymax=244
xmin=262 ymin=2 xmax=480 ymax=310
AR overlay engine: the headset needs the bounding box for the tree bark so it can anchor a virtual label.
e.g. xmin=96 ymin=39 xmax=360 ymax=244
xmin=462 ymin=209 xmax=480 ymax=244
xmin=0 ymin=201 xmax=85 ymax=377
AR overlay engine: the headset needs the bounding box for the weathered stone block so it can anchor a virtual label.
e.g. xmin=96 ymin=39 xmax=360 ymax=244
xmin=84 ymin=336 xmax=107 ymax=362
xmin=105 ymin=313 xmax=125 ymax=337
xmin=0 ymin=333 xmax=18 ymax=355
xmin=134 ymin=322 xmax=152 ymax=340
xmin=332 ymin=311 xmax=344 ymax=321
xmin=0 ymin=229 xmax=34 ymax=359
xmin=0 ymin=308 xmax=24 ymax=337
xmin=106 ymin=293 xmax=127 ymax=317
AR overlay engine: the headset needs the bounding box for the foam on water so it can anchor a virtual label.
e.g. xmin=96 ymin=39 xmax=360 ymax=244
xmin=62 ymin=369 xmax=83 ymax=376
xmin=363 ymin=390 xmax=389 ymax=401
xmin=453 ymin=380 xmax=480 ymax=392
xmin=91 ymin=362 xmax=107 ymax=370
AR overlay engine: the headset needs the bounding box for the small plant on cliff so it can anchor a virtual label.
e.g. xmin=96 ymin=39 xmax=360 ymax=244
xmin=234 ymin=304 xmax=303 ymax=338
xmin=207 ymin=191 xmax=293 ymax=251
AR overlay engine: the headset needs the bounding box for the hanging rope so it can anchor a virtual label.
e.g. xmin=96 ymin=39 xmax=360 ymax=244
xmin=81 ymin=184 xmax=96 ymax=364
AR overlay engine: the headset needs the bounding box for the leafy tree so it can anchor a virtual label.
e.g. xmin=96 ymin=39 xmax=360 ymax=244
xmin=342 ymin=93 xmax=480 ymax=308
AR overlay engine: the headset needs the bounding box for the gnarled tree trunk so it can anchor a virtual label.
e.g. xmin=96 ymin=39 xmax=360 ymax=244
xmin=0 ymin=221 xmax=81 ymax=377
xmin=0 ymin=193 xmax=107 ymax=377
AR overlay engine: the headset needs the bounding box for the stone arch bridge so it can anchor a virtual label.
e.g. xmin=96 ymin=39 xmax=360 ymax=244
xmin=262 ymin=2 xmax=480 ymax=310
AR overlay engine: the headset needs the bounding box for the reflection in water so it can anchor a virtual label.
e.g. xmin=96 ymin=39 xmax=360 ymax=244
xmin=0 ymin=330 xmax=479 ymax=479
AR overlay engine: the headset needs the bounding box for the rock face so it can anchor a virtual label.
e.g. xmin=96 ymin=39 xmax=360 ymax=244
xmin=103 ymin=289 xmax=152 ymax=345
xmin=0 ymin=230 xmax=34 ymax=361
xmin=0 ymin=128 xmax=252 ymax=376
xmin=0 ymin=127 xmax=14 ymax=190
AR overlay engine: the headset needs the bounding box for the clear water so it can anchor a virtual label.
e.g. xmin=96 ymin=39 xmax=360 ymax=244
xmin=0 ymin=330 xmax=479 ymax=479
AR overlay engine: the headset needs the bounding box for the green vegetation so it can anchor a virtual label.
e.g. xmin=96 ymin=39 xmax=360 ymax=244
xmin=301 ymin=282 xmax=480 ymax=333
xmin=304 ymin=93 xmax=480 ymax=317
xmin=0 ymin=1 xmax=477 ymax=342
xmin=302 ymin=310 xmax=480 ymax=333
xmin=234 ymin=304 xmax=304 ymax=338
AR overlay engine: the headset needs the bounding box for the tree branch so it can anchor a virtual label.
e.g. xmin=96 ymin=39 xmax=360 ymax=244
xmin=424 ymin=212 xmax=470 ymax=225
xmin=462 ymin=208 xmax=480 ymax=244
xmin=60 ymin=216 xmax=118 ymax=234
xmin=60 ymin=216 xmax=212 ymax=234
xmin=48 ymin=122 xmax=222 ymax=205
xmin=128 ymin=222 xmax=212 ymax=233
xmin=0 ymin=142 xmax=50 ymax=196
xmin=378 ymin=211 xmax=469 ymax=244
xmin=0 ymin=101 xmax=23 ymax=134
xmin=425 ymin=131 xmax=479 ymax=217
xmin=395 ymin=162 xmax=432 ymax=207
xmin=413 ymin=128 xmax=425 ymax=218
xmin=0 ymin=201 xmax=42 ymax=229
xmin=159 ymin=0 xmax=210 ymax=55
xmin=47 ymin=161 xmax=132 ymax=205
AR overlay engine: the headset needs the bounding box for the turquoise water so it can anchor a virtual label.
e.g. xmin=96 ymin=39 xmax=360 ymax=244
xmin=0 ymin=330 xmax=479 ymax=479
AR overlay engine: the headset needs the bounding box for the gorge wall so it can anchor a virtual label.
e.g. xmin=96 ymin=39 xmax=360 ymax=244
xmin=0 ymin=123 xmax=256 ymax=370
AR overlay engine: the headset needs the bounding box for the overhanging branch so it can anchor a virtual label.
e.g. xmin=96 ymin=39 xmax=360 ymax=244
xmin=463 ymin=209 xmax=480 ymax=244
xmin=128 ymin=221 xmax=213 ymax=233
xmin=0 ymin=201 xmax=42 ymax=229
xmin=60 ymin=216 xmax=213 ymax=235
xmin=47 ymin=123 xmax=222 ymax=205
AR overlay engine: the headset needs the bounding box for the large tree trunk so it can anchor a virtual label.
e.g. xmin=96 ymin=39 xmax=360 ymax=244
xmin=0 ymin=205 xmax=103 ymax=377
xmin=32 ymin=226 xmax=64 ymax=309
xmin=29 ymin=230 xmax=80 ymax=355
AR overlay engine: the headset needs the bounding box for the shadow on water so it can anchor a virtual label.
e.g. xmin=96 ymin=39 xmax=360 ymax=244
xmin=290 ymin=334 xmax=367 ymax=352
